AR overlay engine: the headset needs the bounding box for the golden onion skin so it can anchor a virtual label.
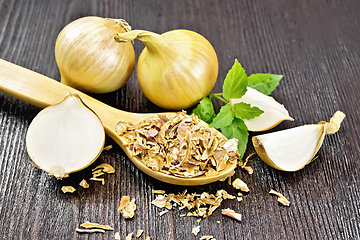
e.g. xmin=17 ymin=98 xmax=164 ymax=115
xmin=137 ymin=30 xmax=218 ymax=110
xmin=55 ymin=16 xmax=135 ymax=93
xmin=115 ymin=29 xmax=219 ymax=110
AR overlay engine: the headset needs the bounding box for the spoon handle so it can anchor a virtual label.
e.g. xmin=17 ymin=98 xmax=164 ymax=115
xmin=0 ymin=59 xmax=72 ymax=108
xmin=0 ymin=59 xmax=147 ymax=126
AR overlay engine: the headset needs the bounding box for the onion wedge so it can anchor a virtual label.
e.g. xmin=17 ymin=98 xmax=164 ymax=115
xmin=229 ymin=87 xmax=293 ymax=132
xmin=252 ymin=111 xmax=345 ymax=171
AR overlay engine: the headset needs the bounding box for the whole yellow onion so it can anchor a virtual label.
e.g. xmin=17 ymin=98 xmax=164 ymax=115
xmin=55 ymin=16 xmax=135 ymax=93
xmin=115 ymin=29 xmax=218 ymax=110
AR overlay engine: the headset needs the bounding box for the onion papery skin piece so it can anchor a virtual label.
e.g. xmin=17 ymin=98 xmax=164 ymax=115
xmin=115 ymin=29 xmax=219 ymax=110
xmin=26 ymin=93 xmax=105 ymax=179
xmin=55 ymin=17 xmax=135 ymax=93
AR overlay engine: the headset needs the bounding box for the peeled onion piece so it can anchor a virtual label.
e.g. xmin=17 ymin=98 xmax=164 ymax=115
xmin=26 ymin=93 xmax=105 ymax=179
xmin=252 ymin=111 xmax=345 ymax=171
xmin=229 ymin=87 xmax=293 ymax=131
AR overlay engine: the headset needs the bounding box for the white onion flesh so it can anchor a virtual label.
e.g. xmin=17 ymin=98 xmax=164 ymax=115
xmin=253 ymin=124 xmax=325 ymax=171
xmin=252 ymin=111 xmax=345 ymax=172
xmin=26 ymin=93 xmax=105 ymax=178
xmin=229 ymin=87 xmax=293 ymax=131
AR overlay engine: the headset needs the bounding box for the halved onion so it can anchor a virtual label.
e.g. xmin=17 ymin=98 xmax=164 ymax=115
xmin=26 ymin=93 xmax=105 ymax=178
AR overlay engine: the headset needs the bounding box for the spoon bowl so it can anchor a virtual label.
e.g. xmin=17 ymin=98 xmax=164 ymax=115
xmin=0 ymin=59 xmax=237 ymax=185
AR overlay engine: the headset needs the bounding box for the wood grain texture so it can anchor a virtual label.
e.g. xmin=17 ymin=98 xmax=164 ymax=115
xmin=0 ymin=0 xmax=359 ymax=239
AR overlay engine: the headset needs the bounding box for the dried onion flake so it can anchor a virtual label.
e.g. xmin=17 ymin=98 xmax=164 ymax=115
xmin=118 ymin=112 xmax=239 ymax=178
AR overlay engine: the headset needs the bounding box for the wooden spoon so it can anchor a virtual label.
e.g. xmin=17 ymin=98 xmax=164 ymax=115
xmin=0 ymin=59 xmax=237 ymax=186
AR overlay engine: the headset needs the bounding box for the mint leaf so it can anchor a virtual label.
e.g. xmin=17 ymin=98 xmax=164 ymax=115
xmin=233 ymin=102 xmax=264 ymax=120
xmin=248 ymin=73 xmax=283 ymax=95
xmin=193 ymin=59 xmax=284 ymax=159
xmin=223 ymin=59 xmax=248 ymax=100
xmin=192 ymin=97 xmax=216 ymax=124
xmin=220 ymin=118 xmax=249 ymax=158
xmin=209 ymin=104 xmax=234 ymax=129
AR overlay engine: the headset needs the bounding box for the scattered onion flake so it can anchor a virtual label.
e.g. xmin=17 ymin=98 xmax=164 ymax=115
xmin=200 ymin=235 xmax=216 ymax=240
xmin=126 ymin=232 xmax=133 ymax=240
xmin=90 ymin=177 xmax=105 ymax=185
xmin=76 ymin=221 xmax=113 ymax=234
xmin=117 ymin=111 xmax=239 ymax=178
xmin=232 ymin=178 xmax=250 ymax=192
xmin=240 ymin=152 xmax=256 ymax=175
xmin=221 ymin=208 xmax=242 ymax=221
xmin=61 ymin=186 xmax=76 ymax=193
xmin=152 ymin=189 xmax=166 ymax=194
xmin=80 ymin=221 xmax=113 ymax=231
xmin=92 ymin=163 xmax=115 ymax=174
xmin=92 ymin=169 xmax=105 ymax=177
xmin=136 ymin=230 xmax=144 ymax=238
xmin=115 ymin=232 xmax=120 ymax=240
xmin=103 ymin=145 xmax=113 ymax=151
xmin=151 ymin=189 xmax=237 ymax=219
xmin=269 ymin=189 xmax=290 ymax=206
xmin=76 ymin=228 xmax=105 ymax=234
xmin=192 ymin=226 xmax=201 ymax=236
xmin=241 ymin=165 xmax=254 ymax=175
xmin=159 ymin=209 xmax=169 ymax=216
xmin=237 ymin=192 xmax=243 ymax=202
xmin=79 ymin=179 xmax=89 ymax=188
xmin=118 ymin=196 xmax=137 ymax=218
xmin=87 ymin=163 xmax=115 ymax=185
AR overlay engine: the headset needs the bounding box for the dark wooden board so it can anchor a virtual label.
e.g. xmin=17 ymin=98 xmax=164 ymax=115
xmin=0 ymin=0 xmax=359 ymax=239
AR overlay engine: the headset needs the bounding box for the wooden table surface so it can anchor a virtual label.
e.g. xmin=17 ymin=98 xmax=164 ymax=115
xmin=0 ymin=0 xmax=359 ymax=239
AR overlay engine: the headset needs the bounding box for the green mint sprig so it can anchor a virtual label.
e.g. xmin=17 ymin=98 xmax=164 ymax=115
xmin=192 ymin=59 xmax=282 ymax=159
xmin=248 ymin=73 xmax=283 ymax=95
